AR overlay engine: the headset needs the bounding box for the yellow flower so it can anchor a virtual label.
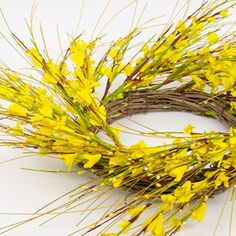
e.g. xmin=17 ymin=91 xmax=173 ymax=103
xmin=191 ymin=75 xmax=206 ymax=90
xmin=0 ymin=85 xmax=16 ymax=99
xmin=99 ymin=65 xmax=113 ymax=79
xmin=220 ymin=10 xmax=229 ymax=18
xmin=174 ymin=181 xmax=194 ymax=203
xmin=169 ymin=51 xmax=182 ymax=63
xmin=207 ymin=32 xmax=219 ymax=44
xmin=215 ymin=171 xmax=229 ymax=188
xmin=230 ymin=136 xmax=236 ymax=146
xmin=167 ymin=216 xmax=182 ymax=229
xmin=176 ymin=20 xmax=186 ymax=33
xmin=82 ymin=153 xmax=101 ymax=168
xmin=131 ymin=167 xmax=143 ymax=176
xmin=124 ymin=63 xmax=133 ymax=76
xmin=112 ymin=175 xmax=123 ymax=188
xmin=58 ymin=153 xmax=78 ymax=169
xmin=136 ymin=56 xmax=143 ymax=65
xmin=110 ymin=124 xmax=122 ymax=142
xmin=70 ymin=39 xmax=87 ymax=67
xmin=90 ymin=105 xmax=107 ymax=126
xmin=118 ymin=219 xmax=131 ymax=233
xmin=43 ymin=72 xmax=58 ymax=84
xmin=199 ymin=47 xmax=210 ymax=55
xmin=142 ymin=43 xmax=150 ymax=55
xmin=184 ymin=124 xmax=195 ymax=134
xmin=192 ymin=180 xmax=207 ymax=192
xmin=109 ymin=154 xmax=126 ymax=166
xmin=27 ymin=48 xmax=43 ymax=67
xmin=222 ymin=76 xmax=235 ymax=90
xmin=161 ymin=194 xmax=176 ymax=204
xmin=42 ymin=60 xmax=62 ymax=84
xmin=8 ymin=103 xmax=27 ymax=117
xmin=191 ymin=202 xmax=206 ymax=222
xmin=207 ymin=16 xmax=216 ymax=22
xmin=160 ymin=194 xmax=176 ymax=211
xmin=109 ymin=48 xmax=119 ymax=59
xmin=130 ymin=140 xmax=147 ymax=159
xmin=208 ymin=149 xmax=226 ymax=167
xmin=12 ymin=123 xmax=23 ymax=136
xmin=205 ymin=71 xmax=220 ymax=86
xmin=145 ymin=213 xmax=165 ymax=236
xmin=142 ymin=212 xmax=158 ymax=228
xmin=169 ymin=165 xmax=188 ymax=182
xmin=76 ymin=88 xmax=93 ymax=106
xmin=38 ymin=105 xmax=53 ymax=118
xmin=128 ymin=204 xmax=146 ymax=218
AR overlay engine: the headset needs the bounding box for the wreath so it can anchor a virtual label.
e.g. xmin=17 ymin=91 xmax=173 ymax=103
xmin=0 ymin=1 xmax=236 ymax=235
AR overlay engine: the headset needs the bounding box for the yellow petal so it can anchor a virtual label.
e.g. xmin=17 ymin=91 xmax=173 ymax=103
xmin=207 ymin=32 xmax=219 ymax=44
xmin=184 ymin=124 xmax=194 ymax=134
xmin=8 ymin=103 xmax=27 ymax=117
xmin=118 ymin=219 xmax=130 ymax=233
xmin=109 ymin=48 xmax=119 ymax=58
xmin=146 ymin=213 xmax=165 ymax=236
xmin=112 ymin=176 xmax=123 ymax=188
xmin=220 ymin=10 xmax=229 ymax=18
xmin=38 ymin=105 xmax=53 ymax=118
xmin=222 ymin=76 xmax=234 ymax=90
xmin=27 ymin=48 xmax=43 ymax=67
xmin=124 ymin=64 xmax=133 ymax=76
xmin=58 ymin=153 xmax=78 ymax=169
xmin=230 ymin=137 xmax=236 ymax=145
xmin=169 ymin=165 xmax=188 ymax=182
xmin=128 ymin=205 xmax=146 ymax=218
xmin=83 ymin=154 xmax=101 ymax=168
xmin=191 ymin=202 xmax=206 ymax=222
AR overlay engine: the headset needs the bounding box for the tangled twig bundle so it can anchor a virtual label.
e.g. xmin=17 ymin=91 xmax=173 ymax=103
xmin=107 ymin=89 xmax=236 ymax=127
xmin=0 ymin=0 xmax=236 ymax=235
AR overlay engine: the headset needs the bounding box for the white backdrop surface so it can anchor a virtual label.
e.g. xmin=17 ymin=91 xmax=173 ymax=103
xmin=0 ymin=0 xmax=235 ymax=235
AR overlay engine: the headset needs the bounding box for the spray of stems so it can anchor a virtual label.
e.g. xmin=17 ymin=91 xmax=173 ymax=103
xmin=0 ymin=0 xmax=236 ymax=235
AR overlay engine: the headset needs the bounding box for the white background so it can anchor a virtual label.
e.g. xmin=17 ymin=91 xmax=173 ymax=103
xmin=0 ymin=0 xmax=235 ymax=235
